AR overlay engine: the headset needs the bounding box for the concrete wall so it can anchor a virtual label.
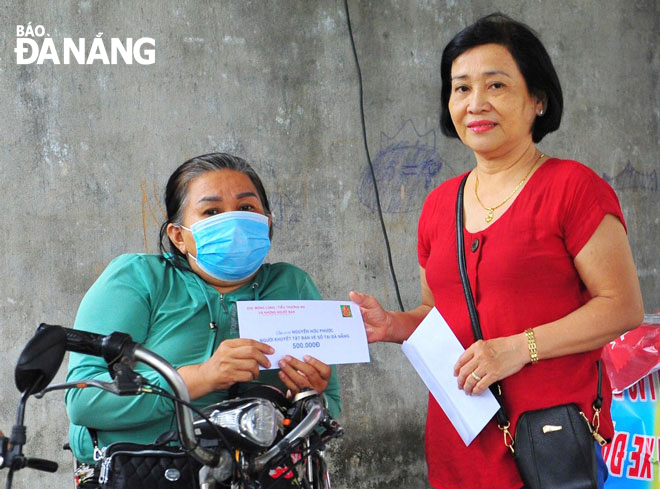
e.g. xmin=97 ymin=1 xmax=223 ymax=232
xmin=0 ymin=1 xmax=657 ymax=488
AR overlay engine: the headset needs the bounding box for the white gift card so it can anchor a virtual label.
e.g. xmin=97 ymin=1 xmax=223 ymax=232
xmin=237 ymin=300 xmax=371 ymax=369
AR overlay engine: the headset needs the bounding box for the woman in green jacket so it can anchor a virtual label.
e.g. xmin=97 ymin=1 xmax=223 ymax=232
xmin=66 ymin=153 xmax=340 ymax=464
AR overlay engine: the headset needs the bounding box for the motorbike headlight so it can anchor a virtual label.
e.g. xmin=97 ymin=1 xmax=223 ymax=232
xmin=209 ymin=399 xmax=280 ymax=447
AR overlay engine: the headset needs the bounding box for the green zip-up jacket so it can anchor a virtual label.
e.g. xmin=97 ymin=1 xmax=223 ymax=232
xmin=66 ymin=254 xmax=341 ymax=463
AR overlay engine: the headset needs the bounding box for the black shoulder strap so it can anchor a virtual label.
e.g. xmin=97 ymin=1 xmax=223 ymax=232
xmin=456 ymin=175 xmax=485 ymax=343
xmin=455 ymin=174 xmax=509 ymax=427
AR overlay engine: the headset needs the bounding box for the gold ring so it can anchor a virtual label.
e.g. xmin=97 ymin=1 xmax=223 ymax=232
xmin=470 ymin=371 xmax=481 ymax=382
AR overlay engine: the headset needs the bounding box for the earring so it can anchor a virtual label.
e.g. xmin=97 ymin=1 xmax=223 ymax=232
xmin=537 ymin=109 xmax=545 ymax=116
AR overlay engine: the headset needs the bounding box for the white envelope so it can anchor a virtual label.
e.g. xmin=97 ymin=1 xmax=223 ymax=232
xmin=401 ymin=307 xmax=500 ymax=445
xmin=237 ymin=300 xmax=371 ymax=369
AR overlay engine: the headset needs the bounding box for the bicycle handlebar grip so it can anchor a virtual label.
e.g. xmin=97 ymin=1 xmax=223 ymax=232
xmin=25 ymin=457 xmax=58 ymax=473
xmin=55 ymin=325 xmax=136 ymax=364
xmin=60 ymin=327 xmax=106 ymax=358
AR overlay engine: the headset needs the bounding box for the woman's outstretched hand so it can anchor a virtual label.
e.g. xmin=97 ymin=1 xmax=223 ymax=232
xmin=277 ymin=355 xmax=331 ymax=394
xmin=349 ymin=291 xmax=394 ymax=343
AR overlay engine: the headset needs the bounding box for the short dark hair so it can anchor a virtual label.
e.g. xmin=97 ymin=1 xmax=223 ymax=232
xmin=440 ymin=13 xmax=563 ymax=143
xmin=158 ymin=152 xmax=272 ymax=268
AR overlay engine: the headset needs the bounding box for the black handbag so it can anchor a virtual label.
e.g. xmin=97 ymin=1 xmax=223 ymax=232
xmin=85 ymin=430 xmax=200 ymax=489
xmin=514 ymin=404 xmax=598 ymax=489
xmin=455 ymin=174 xmax=603 ymax=489
xmin=97 ymin=442 xmax=199 ymax=489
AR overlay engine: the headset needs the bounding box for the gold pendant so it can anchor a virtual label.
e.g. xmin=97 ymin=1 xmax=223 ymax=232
xmin=485 ymin=209 xmax=494 ymax=223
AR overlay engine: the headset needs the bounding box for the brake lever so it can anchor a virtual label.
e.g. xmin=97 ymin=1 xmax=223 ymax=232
xmin=34 ymin=373 xmax=143 ymax=399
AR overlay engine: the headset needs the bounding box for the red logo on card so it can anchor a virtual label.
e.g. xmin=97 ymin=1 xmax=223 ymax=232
xmin=340 ymin=305 xmax=352 ymax=318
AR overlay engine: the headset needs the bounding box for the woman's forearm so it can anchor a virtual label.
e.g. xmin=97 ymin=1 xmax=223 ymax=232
xmin=178 ymin=364 xmax=212 ymax=400
xmin=531 ymin=294 xmax=643 ymax=361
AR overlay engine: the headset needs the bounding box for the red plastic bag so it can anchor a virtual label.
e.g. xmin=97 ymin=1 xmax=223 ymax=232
xmin=601 ymin=314 xmax=660 ymax=393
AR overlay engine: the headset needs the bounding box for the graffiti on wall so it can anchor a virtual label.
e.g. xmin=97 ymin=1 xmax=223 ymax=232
xmin=358 ymin=119 xmax=454 ymax=214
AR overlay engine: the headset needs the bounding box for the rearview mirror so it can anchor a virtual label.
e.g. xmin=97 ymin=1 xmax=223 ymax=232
xmin=14 ymin=325 xmax=66 ymax=394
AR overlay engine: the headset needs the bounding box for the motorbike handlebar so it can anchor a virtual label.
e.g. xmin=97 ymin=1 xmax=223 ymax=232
xmin=37 ymin=325 xmax=220 ymax=468
xmin=131 ymin=346 xmax=219 ymax=466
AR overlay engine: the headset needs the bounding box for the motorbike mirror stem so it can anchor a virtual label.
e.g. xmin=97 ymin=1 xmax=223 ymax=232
xmin=8 ymin=374 xmax=44 ymax=457
xmin=1 ymin=378 xmax=59 ymax=488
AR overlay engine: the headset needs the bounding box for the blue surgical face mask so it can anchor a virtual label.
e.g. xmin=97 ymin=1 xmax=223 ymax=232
xmin=181 ymin=211 xmax=271 ymax=282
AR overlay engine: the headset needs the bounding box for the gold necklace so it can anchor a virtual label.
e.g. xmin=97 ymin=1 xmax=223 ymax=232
xmin=474 ymin=151 xmax=544 ymax=223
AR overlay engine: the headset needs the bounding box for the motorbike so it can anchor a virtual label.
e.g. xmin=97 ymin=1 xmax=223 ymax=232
xmin=0 ymin=324 xmax=343 ymax=489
